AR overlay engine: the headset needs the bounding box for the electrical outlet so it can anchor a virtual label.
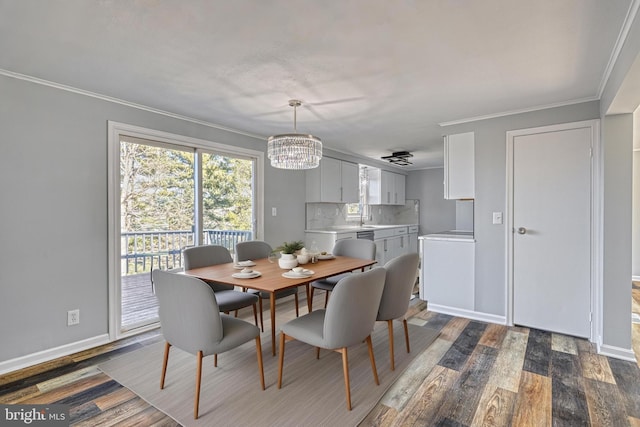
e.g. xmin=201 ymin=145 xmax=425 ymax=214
xmin=67 ymin=309 xmax=80 ymax=326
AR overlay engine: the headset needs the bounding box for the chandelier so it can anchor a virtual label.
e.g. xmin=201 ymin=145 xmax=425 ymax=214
xmin=267 ymin=100 xmax=323 ymax=170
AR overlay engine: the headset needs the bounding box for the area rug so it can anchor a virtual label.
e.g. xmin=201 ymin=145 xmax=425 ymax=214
xmin=99 ymin=322 xmax=438 ymax=426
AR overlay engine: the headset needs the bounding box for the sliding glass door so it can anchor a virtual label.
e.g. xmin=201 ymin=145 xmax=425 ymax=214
xmin=111 ymin=125 xmax=261 ymax=336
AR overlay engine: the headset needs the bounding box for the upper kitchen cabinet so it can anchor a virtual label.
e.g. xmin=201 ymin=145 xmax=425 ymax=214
xmin=368 ymin=169 xmax=406 ymax=205
xmin=306 ymin=157 xmax=359 ymax=203
xmin=444 ymin=131 xmax=475 ymax=200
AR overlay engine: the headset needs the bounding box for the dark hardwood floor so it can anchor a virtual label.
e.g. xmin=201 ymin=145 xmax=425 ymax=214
xmin=2 ymin=291 xmax=640 ymax=426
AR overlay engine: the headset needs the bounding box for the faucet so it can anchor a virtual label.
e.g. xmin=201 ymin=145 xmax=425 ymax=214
xmin=359 ymin=205 xmax=366 ymax=226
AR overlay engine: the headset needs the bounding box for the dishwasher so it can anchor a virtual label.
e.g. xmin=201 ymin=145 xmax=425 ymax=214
xmin=356 ymin=230 xmax=375 ymax=241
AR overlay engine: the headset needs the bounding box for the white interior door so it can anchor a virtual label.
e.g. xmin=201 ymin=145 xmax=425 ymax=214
xmin=512 ymin=126 xmax=592 ymax=337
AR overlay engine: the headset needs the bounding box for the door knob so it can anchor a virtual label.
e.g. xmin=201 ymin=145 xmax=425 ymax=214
xmin=517 ymin=227 xmax=527 ymax=235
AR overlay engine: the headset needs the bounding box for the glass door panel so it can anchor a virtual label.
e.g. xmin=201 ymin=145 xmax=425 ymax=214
xmin=201 ymin=152 xmax=255 ymax=256
xmin=120 ymin=139 xmax=194 ymax=331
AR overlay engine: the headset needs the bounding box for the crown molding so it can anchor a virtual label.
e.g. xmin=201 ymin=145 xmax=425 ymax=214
xmin=597 ymin=0 xmax=640 ymax=98
xmin=438 ymin=96 xmax=599 ymax=127
xmin=0 ymin=68 xmax=267 ymax=141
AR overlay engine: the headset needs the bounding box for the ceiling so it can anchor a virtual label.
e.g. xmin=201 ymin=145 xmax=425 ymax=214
xmin=0 ymin=0 xmax=635 ymax=169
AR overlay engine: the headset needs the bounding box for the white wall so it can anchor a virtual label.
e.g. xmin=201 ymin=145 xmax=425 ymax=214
xmin=598 ymin=10 xmax=640 ymax=355
xmin=0 ymin=75 xmax=307 ymax=364
xmin=455 ymin=200 xmax=474 ymax=231
xmin=405 ymin=168 xmax=456 ymax=235
xmin=632 ymin=108 xmax=640 ymax=278
xmin=602 ymin=114 xmax=633 ymax=351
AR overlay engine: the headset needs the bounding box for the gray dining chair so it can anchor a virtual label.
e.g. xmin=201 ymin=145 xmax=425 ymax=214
xmin=152 ymin=269 xmax=265 ymax=419
xmin=278 ymin=267 xmax=386 ymax=410
xmin=183 ymin=245 xmax=259 ymax=327
xmin=377 ymin=253 xmax=420 ymax=370
xmin=235 ymin=240 xmax=300 ymax=331
xmin=309 ymin=239 xmax=376 ymax=310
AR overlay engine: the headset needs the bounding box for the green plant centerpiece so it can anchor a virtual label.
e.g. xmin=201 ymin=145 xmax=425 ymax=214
xmin=275 ymin=240 xmax=305 ymax=269
xmin=275 ymin=240 xmax=305 ymax=255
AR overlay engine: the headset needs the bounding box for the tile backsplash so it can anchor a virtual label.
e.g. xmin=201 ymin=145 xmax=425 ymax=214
xmin=306 ymin=199 xmax=420 ymax=230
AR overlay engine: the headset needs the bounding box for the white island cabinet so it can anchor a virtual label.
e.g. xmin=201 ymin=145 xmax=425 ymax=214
xmin=419 ymin=232 xmax=475 ymax=311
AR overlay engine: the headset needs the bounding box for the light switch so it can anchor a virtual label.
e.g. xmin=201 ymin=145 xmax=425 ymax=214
xmin=492 ymin=212 xmax=503 ymax=224
xmin=272 ymin=207 xmax=277 ymax=216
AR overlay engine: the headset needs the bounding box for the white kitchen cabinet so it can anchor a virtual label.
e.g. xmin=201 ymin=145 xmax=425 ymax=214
xmin=306 ymin=157 xmax=359 ymax=203
xmin=444 ymin=132 xmax=475 ymax=200
xmin=419 ymin=236 xmax=475 ymax=310
xmin=368 ymin=169 xmax=406 ymax=205
xmin=374 ymin=226 xmax=411 ymax=265
xmin=395 ymin=172 xmax=406 ymax=205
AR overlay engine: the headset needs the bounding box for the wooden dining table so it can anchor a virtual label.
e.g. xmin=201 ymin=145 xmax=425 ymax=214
xmin=183 ymin=256 xmax=377 ymax=355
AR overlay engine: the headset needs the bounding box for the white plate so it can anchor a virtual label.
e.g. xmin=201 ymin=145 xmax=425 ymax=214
xmin=234 ymin=261 xmax=256 ymax=268
xmin=317 ymin=254 xmax=335 ymax=260
xmin=282 ymin=270 xmax=314 ymax=279
xmin=232 ymin=271 xmax=261 ymax=279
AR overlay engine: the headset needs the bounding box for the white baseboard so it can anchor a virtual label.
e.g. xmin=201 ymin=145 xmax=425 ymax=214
xmin=0 ymin=334 xmax=110 ymax=376
xmin=597 ymin=343 xmax=637 ymax=362
xmin=632 ymin=275 xmax=640 ymax=282
xmin=427 ymin=304 xmax=507 ymax=325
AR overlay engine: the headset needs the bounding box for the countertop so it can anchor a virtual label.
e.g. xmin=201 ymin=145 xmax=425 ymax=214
xmin=305 ymin=224 xmax=418 ymax=234
xmin=419 ymin=230 xmax=475 ymax=242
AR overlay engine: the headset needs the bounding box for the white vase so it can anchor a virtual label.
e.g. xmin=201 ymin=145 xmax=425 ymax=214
xmin=297 ymin=254 xmax=310 ymax=265
xmin=278 ymin=253 xmax=298 ymax=269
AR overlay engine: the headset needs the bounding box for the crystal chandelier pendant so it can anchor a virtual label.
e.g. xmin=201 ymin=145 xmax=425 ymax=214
xmin=267 ymin=100 xmax=323 ymax=170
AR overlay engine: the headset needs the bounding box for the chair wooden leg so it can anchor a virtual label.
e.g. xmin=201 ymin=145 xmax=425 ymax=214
xmin=316 ymin=347 xmax=321 ymax=359
xmin=160 ymin=342 xmax=171 ymax=389
xmin=253 ymin=303 xmax=259 ymax=328
xmin=294 ymin=292 xmax=299 ymax=317
xmin=194 ymin=351 xmax=203 ymax=419
xmin=324 ymin=290 xmax=330 ymax=308
xmin=234 ymin=310 xmax=239 ymax=317
xmin=214 ymin=354 xmax=217 ymax=367
xmin=309 ymin=286 xmax=315 ymax=312
xmin=403 ymin=318 xmax=411 ymax=353
xmin=340 ymin=347 xmax=352 ymax=410
xmin=258 ymin=298 xmax=264 ymax=332
xmin=277 ymin=332 xmax=286 ymax=388
xmin=255 ymin=336 xmax=265 ymax=390
xmin=366 ymin=335 xmax=380 ymax=385
xmin=387 ymin=319 xmax=395 ymax=371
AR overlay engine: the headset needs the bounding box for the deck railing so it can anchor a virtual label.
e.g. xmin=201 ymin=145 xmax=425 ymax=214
xmin=121 ymin=229 xmax=252 ymax=274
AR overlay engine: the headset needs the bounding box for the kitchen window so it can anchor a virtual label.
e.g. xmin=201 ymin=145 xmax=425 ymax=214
xmin=346 ymin=164 xmax=370 ymax=221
